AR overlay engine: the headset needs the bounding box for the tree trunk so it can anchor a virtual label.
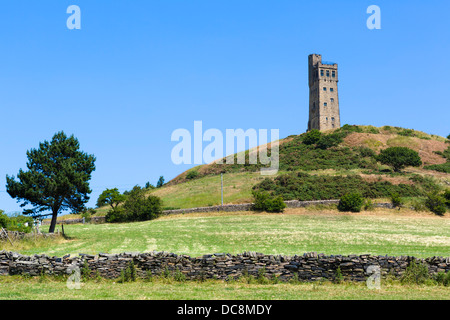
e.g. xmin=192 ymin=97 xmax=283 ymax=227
xmin=48 ymin=208 xmax=59 ymax=234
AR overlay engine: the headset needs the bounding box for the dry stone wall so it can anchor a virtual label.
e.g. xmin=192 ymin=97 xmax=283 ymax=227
xmin=1 ymin=250 xmax=448 ymax=282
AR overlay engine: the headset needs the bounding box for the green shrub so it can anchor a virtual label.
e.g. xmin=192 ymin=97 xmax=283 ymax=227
xmin=340 ymin=124 xmax=363 ymax=133
xmin=338 ymin=193 xmax=364 ymax=212
xmin=401 ymin=260 xmax=429 ymax=285
xmin=186 ymin=170 xmax=199 ymax=180
xmin=105 ymin=207 xmax=127 ymax=223
xmin=398 ymin=129 xmax=415 ymax=137
xmin=435 ymin=271 xmax=450 ymax=286
xmin=0 ymin=210 xmax=8 ymax=229
xmin=302 ymin=129 xmax=322 ymax=145
xmin=252 ymin=191 xmax=286 ymax=213
xmin=425 ymin=192 xmax=447 ymax=216
xmin=444 ymin=190 xmax=450 ymax=208
xmin=253 ymin=173 xmax=423 ymax=202
xmin=106 ymin=186 xmax=163 ymax=223
xmin=409 ymin=175 xmax=441 ymax=193
xmin=119 ymin=261 xmax=137 ymax=283
xmin=334 ymin=267 xmax=344 ymax=283
xmin=424 ymin=162 xmax=450 ymax=173
xmin=390 ymin=193 xmax=404 ymax=208
xmin=0 ymin=211 xmax=34 ymax=233
xmin=359 ymin=147 xmax=377 ymax=158
xmin=377 ymin=147 xmax=422 ymax=172
xmin=316 ymin=133 xmax=345 ymax=150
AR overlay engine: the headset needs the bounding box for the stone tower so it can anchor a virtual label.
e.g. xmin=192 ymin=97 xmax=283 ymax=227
xmin=308 ymin=54 xmax=341 ymax=131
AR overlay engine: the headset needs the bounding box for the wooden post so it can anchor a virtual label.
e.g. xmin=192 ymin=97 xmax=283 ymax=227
xmin=1 ymin=228 xmax=14 ymax=246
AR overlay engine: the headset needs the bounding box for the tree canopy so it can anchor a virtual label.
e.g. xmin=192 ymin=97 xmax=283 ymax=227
xmin=6 ymin=131 xmax=96 ymax=233
xmin=377 ymin=147 xmax=422 ymax=172
xmin=96 ymin=188 xmax=126 ymax=209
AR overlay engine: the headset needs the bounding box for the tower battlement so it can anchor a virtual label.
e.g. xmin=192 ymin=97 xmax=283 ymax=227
xmin=308 ymin=54 xmax=341 ymax=131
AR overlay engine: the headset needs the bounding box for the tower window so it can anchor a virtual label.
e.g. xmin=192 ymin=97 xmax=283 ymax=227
xmin=332 ymin=117 xmax=335 ymax=121
xmin=332 ymin=71 xmax=336 ymax=78
xmin=326 ymin=70 xmax=330 ymax=77
xmin=324 ymin=103 xmax=328 ymax=107
xmin=323 ymin=87 xmax=327 ymax=91
xmin=330 ymin=88 xmax=334 ymax=92
xmin=320 ymin=70 xmax=324 ymax=77
xmin=331 ymin=98 xmax=334 ymax=103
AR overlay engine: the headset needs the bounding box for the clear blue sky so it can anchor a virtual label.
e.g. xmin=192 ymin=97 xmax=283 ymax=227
xmin=1 ymin=0 xmax=449 ymax=214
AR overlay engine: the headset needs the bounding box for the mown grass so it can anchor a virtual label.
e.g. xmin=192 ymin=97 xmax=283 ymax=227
xmin=12 ymin=210 xmax=450 ymax=258
xmin=0 ymin=276 xmax=448 ymax=300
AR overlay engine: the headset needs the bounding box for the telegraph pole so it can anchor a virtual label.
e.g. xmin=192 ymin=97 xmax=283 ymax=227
xmin=221 ymin=173 xmax=223 ymax=206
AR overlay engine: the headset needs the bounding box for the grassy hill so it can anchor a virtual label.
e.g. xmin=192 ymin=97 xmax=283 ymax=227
xmin=145 ymin=125 xmax=449 ymax=210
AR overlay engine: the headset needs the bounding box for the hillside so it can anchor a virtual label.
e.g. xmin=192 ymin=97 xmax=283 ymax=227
xmin=148 ymin=125 xmax=449 ymax=210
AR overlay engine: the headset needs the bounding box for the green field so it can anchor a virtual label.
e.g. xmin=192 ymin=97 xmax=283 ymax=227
xmin=1 ymin=276 xmax=449 ymax=300
xmin=13 ymin=210 xmax=450 ymax=258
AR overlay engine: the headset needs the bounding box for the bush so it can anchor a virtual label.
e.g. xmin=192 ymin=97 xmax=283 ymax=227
xmin=424 ymin=162 xmax=450 ymax=173
xmin=390 ymin=193 xmax=404 ymax=208
xmin=425 ymin=192 xmax=447 ymax=216
xmin=302 ymin=129 xmax=322 ymax=145
xmin=316 ymin=133 xmax=345 ymax=150
xmin=359 ymin=147 xmax=377 ymax=158
xmin=377 ymin=147 xmax=422 ymax=172
xmin=401 ymin=260 xmax=429 ymax=285
xmin=186 ymin=170 xmax=199 ymax=180
xmin=0 ymin=211 xmax=34 ymax=233
xmin=444 ymin=190 xmax=450 ymax=208
xmin=253 ymin=173 xmax=423 ymax=202
xmin=0 ymin=210 xmax=8 ymax=229
xmin=252 ymin=191 xmax=286 ymax=213
xmin=338 ymin=193 xmax=364 ymax=212
xmin=435 ymin=271 xmax=450 ymax=286
xmin=106 ymin=186 xmax=163 ymax=223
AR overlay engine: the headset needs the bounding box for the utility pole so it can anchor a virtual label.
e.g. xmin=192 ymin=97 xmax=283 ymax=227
xmin=221 ymin=173 xmax=224 ymax=206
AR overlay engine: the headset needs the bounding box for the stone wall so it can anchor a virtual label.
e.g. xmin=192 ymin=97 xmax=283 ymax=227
xmin=1 ymin=250 xmax=448 ymax=282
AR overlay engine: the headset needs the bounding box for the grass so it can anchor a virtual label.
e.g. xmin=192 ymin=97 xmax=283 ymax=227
xmin=12 ymin=209 xmax=450 ymax=258
xmin=150 ymin=171 xmax=266 ymax=209
xmin=0 ymin=276 xmax=449 ymax=300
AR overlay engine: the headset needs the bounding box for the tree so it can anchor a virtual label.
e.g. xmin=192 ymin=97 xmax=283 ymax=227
xmin=156 ymin=176 xmax=165 ymax=188
xmin=105 ymin=186 xmax=162 ymax=223
xmin=96 ymin=188 xmax=126 ymax=209
xmin=377 ymin=147 xmax=422 ymax=172
xmin=6 ymin=132 xmax=96 ymax=233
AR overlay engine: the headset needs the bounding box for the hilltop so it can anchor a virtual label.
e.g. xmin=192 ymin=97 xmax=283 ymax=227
xmin=148 ymin=125 xmax=449 ymax=210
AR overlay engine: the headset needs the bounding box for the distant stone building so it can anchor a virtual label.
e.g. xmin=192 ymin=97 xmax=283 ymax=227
xmin=308 ymin=54 xmax=341 ymax=131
